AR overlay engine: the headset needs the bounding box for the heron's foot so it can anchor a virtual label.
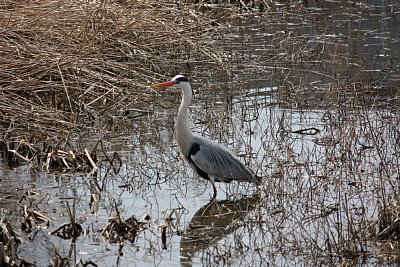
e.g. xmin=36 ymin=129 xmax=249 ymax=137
xmin=199 ymin=181 xmax=219 ymax=216
xmin=201 ymin=198 xmax=219 ymax=216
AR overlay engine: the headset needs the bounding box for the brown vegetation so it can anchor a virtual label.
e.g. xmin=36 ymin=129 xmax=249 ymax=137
xmin=0 ymin=0 xmax=399 ymax=266
xmin=0 ymin=0 xmax=232 ymax=145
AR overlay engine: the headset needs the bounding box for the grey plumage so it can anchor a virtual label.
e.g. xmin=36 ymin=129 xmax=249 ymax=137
xmin=151 ymin=75 xmax=261 ymax=200
xmin=188 ymin=136 xmax=260 ymax=184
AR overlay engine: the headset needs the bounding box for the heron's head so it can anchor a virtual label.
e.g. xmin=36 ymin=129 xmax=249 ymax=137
xmin=151 ymin=75 xmax=191 ymax=92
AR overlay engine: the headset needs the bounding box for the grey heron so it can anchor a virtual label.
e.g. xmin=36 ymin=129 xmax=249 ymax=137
xmin=151 ymin=75 xmax=261 ymax=200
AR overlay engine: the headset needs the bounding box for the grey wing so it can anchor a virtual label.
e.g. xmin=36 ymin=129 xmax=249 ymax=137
xmin=190 ymin=137 xmax=260 ymax=184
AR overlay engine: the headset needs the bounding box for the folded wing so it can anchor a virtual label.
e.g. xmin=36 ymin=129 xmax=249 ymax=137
xmin=188 ymin=136 xmax=260 ymax=184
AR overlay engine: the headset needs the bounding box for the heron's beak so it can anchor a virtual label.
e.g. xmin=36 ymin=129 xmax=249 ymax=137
xmin=151 ymin=81 xmax=175 ymax=88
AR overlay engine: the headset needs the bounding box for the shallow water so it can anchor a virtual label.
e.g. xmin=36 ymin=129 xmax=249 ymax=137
xmin=1 ymin=0 xmax=400 ymax=266
xmin=3 ymin=85 xmax=398 ymax=266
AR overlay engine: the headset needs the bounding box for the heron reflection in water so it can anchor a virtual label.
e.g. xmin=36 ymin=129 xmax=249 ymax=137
xmin=179 ymin=193 xmax=261 ymax=266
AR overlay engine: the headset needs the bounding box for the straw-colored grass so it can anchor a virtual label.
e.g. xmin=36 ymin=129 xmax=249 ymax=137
xmin=0 ymin=0 xmax=234 ymax=142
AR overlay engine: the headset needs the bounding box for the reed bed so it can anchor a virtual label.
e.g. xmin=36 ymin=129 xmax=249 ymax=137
xmin=0 ymin=0 xmax=235 ymax=143
xmin=0 ymin=0 xmax=243 ymax=172
xmin=1 ymin=0 xmax=400 ymax=266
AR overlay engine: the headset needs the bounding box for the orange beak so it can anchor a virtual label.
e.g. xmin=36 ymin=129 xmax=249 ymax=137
xmin=151 ymin=81 xmax=176 ymax=88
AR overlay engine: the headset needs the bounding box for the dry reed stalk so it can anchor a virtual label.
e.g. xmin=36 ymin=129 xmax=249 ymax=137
xmin=0 ymin=0 xmax=234 ymax=144
xmin=0 ymin=0 xmax=240 ymax=171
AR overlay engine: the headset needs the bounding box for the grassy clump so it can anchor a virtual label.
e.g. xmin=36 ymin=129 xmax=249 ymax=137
xmin=0 ymin=0 xmax=233 ymax=141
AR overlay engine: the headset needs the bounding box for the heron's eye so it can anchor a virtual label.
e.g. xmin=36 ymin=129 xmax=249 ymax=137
xmin=174 ymin=76 xmax=189 ymax=83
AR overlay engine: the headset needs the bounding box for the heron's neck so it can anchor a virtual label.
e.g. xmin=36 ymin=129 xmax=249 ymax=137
xmin=177 ymin=84 xmax=194 ymax=156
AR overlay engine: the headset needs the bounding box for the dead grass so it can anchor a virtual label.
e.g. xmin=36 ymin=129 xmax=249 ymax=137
xmin=1 ymin=1 xmax=400 ymax=266
xmin=0 ymin=0 xmax=243 ymax=173
xmin=0 ymin=0 xmax=235 ymax=143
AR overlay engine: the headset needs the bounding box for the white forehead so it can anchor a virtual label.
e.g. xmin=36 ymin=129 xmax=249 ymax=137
xmin=171 ymin=74 xmax=186 ymax=81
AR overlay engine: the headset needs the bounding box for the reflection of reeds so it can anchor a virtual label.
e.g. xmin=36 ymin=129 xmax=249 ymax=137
xmin=0 ymin=218 xmax=22 ymax=266
xmin=370 ymin=196 xmax=400 ymax=241
xmin=0 ymin=0 xmax=399 ymax=266
xmin=101 ymin=202 xmax=143 ymax=244
xmin=0 ymin=137 xmax=122 ymax=173
xmin=50 ymin=200 xmax=83 ymax=240
xmin=199 ymin=73 xmax=399 ymax=265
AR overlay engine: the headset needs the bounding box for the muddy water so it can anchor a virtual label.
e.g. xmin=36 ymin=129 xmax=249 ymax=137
xmin=1 ymin=1 xmax=400 ymax=266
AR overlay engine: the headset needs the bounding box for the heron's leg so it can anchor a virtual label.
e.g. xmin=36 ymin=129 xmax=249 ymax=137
xmin=212 ymin=184 xmax=217 ymax=201
xmin=200 ymin=177 xmax=219 ymax=216
xmin=210 ymin=176 xmax=217 ymax=201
